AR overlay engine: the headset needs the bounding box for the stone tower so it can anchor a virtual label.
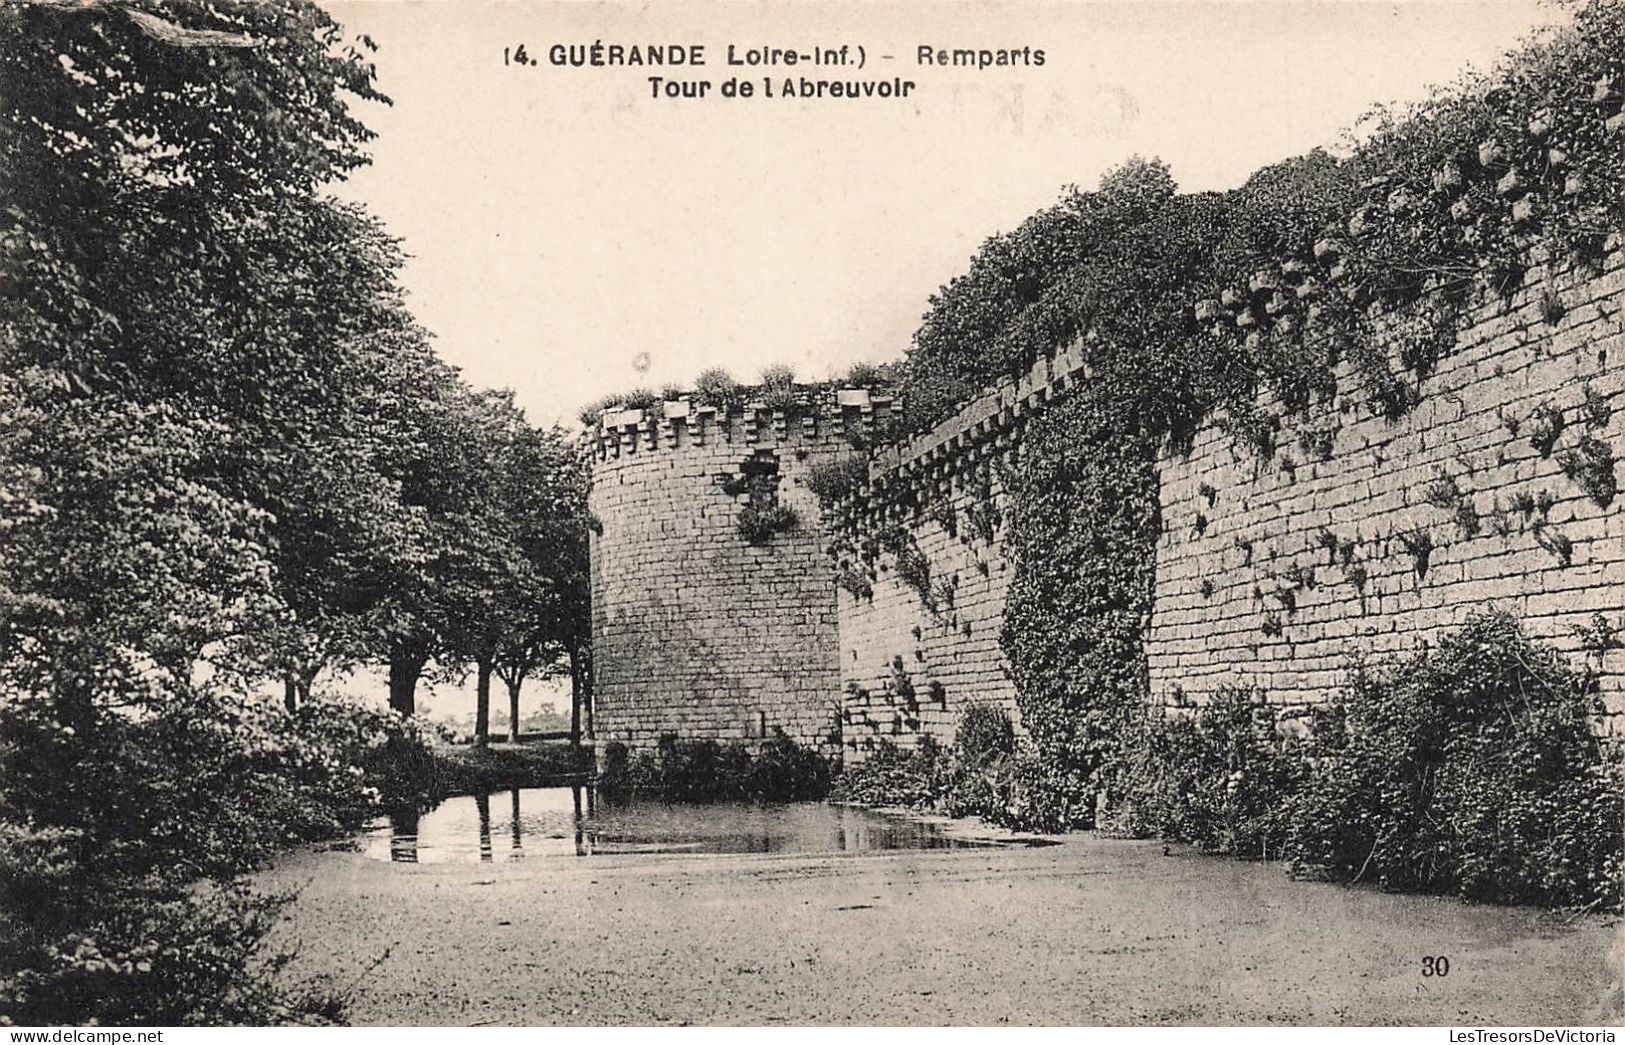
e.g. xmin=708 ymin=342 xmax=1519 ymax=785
xmin=585 ymin=387 xmax=893 ymax=751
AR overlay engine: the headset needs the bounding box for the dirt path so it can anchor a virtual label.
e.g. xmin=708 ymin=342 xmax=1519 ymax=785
xmin=266 ymin=829 xmax=1623 ymax=1026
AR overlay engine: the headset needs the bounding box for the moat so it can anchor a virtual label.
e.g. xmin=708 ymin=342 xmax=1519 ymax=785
xmin=270 ymin=822 xmax=1620 ymax=1025
xmin=363 ymin=787 xmax=1004 ymax=863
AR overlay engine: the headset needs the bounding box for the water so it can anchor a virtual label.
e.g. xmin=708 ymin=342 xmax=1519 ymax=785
xmin=361 ymin=786 xmax=1004 ymax=863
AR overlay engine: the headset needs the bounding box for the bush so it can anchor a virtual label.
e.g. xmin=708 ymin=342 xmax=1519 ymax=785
xmin=804 ymin=455 xmax=870 ymax=507
xmin=831 ymin=707 xmax=1071 ymax=832
xmin=759 ymin=363 xmax=796 ymax=389
xmin=692 ymin=368 xmax=740 ymax=409
xmin=1287 ymin=612 xmax=1622 ymax=908
xmin=747 ymin=730 xmax=835 ymax=800
xmin=843 ymin=361 xmax=887 ymax=387
xmin=1105 ymin=613 xmax=1622 ymax=910
xmin=0 ymin=684 xmax=434 ymax=1024
xmin=829 ymin=738 xmax=948 ymax=809
xmin=596 ymin=731 xmax=835 ymax=803
xmin=940 ymin=705 xmax=1023 ymax=824
xmin=954 ymin=704 xmax=1016 ymax=765
xmin=1106 ymin=688 xmax=1305 ymax=859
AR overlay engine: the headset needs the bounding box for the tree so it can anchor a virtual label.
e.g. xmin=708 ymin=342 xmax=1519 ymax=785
xmin=489 ymin=425 xmax=591 ymax=743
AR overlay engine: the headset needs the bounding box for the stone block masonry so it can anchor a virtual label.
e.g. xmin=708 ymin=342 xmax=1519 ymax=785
xmin=828 ymin=347 xmax=1092 ymax=759
xmin=831 ymin=247 xmax=1625 ymax=757
xmin=1150 ymin=249 xmax=1625 ymax=725
xmin=589 ymin=258 xmax=1623 ymax=759
xmin=586 ymin=391 xmax=888 ymax=750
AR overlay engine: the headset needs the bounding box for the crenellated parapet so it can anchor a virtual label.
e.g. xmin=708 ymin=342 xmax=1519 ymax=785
xmin=584 ymin=386 xmax=900 ymax=465
xmin=821 ymin=342 xmax=1091 ymax=537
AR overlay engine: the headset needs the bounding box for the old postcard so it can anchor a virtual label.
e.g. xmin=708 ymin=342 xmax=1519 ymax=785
xmin=0 ymin=0 xmax=1621 ymax=1031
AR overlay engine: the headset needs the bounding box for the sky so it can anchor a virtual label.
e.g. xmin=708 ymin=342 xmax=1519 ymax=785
xmin=326 ymin=0 xmax=1565 ymax=433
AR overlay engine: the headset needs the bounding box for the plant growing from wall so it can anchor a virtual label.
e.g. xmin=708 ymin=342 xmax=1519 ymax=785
xmin=1298 ymin=423 xmax=1338 ymax=462
xmin=835 ymin=562 xmax=874 ymax=601
xmin=964 ymin=483 xmax=1001 ymax=545
xmin=878 ymin=525 xmax=935 ymax=612
xmin=805 ymin=455 xmax=870 ymax=508
xmin=1581 ymin=381 xmax=1611 ymax=431
xmin=1397 ymin=525 xmax=1434 ymax=580
xmin=1422 ymin=470 xmax=1481 ymax=537
xmin=1534 ymin=524 xmax=1575 ymax=566
xmin=1558 ymin=434 xmax=1617 ymax=507
xmin=737 ymin=503 xmax=798 ymax=544
xmin=1528 ymin=401 xmax=1567 ymax=457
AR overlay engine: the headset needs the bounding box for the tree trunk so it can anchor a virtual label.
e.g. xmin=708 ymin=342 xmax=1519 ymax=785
xmin=474 ymin=656 xmax=493 ymax=745
xmin=507 ymin=676 xmax=522 ymax=744
xmin=580 ymin=644 xmax=594 ymax=740
xmin=295 ymin=664 xmax=318 ymax=706
xmin=568 ymin=646 xmax=581 ymax=746
xmin=283 ymin=673 xmax=298 ymax=713
xmin=388 ymin=648 xmax=426 ymax=716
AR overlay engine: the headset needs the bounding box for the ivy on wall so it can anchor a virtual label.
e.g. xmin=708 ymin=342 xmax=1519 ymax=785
xmin=822 ymin=3 xmax=1625 ymax=827
xmin=999 ymin=393 xmax=1161 ymax=829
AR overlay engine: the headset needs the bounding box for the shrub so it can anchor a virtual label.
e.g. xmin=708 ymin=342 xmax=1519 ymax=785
xmin=747 ymin=730 xmax=835 ymax=800
xmin=576 ymin=393 xmax=627 ymax=428
xmin=1286 ymin=611 xmax=1622 ymax=909
xmin=759 ymin=363 xmax=796 ymax=389
xmin=692 ymin=367 xmax=740 ymax=409
xmin=940 ymin=705 xmax=1018 ymax=823
xmin=844 ymin=361 xmax=886 ymax=387
xmin=1106 ymin=688 xmax=1305 ymax=859
xmin=737 ymin=502 xmax=798 ymax=544
xmin=596 ymin=731 xmax=835 ymax=803
xmin=954 ymin=704 xmax=1016 ymax=765
xmin=829 ymin=738 xmax=948 ymax=809
xmin=804 ymin=455 xmax=870 ymax=507
xmin=0 ymin=684 xmax=435 ymax=1024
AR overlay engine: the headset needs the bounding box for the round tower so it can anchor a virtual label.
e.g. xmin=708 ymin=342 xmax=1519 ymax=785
xmin=585 ymin=387 xmax=892 ymax=751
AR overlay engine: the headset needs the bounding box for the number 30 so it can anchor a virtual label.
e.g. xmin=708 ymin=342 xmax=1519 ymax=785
xmin=1423 ymin=956 xmax=1450 ymax=977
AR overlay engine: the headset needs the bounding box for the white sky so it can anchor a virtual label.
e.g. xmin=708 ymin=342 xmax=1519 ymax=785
xmin=327 ymin=0 xmax=1563 ymax=432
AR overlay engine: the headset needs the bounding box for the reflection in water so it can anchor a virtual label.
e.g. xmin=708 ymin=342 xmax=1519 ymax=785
xmin=511 ymin=789 xmax=523 ymax=859
xmin=474 ymin=792 xmax=493 ymax=863
xmin=364 ymin=786 xmax=1020 ymax=865
xmin=387 ymin=807 xmax=420 ymax=863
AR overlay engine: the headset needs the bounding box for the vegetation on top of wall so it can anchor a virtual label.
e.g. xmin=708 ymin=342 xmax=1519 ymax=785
xmin=899 ymin=4 xmax=1625 ymax=439
xmin=581 ymin=363 xmax=901 ymax=431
